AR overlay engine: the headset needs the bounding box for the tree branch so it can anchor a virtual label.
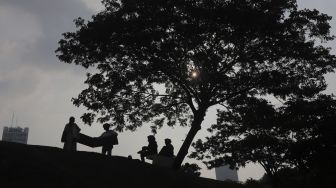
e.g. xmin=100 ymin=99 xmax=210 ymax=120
xmin=159 ymin=69 xmax=198 ymax=114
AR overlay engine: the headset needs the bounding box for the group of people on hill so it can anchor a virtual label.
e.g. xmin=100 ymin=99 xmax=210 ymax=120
xmin=137 ymin=135 xmax=174 ymax=162
xmin=61 ymin=116 xmax=174 ymax=160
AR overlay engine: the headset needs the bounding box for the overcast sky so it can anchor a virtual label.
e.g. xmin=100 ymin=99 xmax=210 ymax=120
xmin=0 ymin=0 xmax=335 ymax=182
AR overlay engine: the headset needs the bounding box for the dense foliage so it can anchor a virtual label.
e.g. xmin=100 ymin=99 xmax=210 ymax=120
xmin=192 ymin=95 xmax=336 ymax=185
xmin=56 ymin=0 xmax=336 ymax=168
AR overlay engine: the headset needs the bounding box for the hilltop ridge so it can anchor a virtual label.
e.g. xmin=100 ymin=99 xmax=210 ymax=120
xmin=0 ymin=141 xmax=243 ymax=188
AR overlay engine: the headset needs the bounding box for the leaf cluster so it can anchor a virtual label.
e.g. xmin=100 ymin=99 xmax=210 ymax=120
xmin=191 ymin=95 xmax=336 ymax=176
xmin=56 ymin=0 xmax=336 ymax=134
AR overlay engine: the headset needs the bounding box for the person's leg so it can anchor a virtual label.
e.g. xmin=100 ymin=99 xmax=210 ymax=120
xmin=102 ymin=146 xmax=107 ymax=155
xmin=63 ymin=142 xmax=68 ymax=150
xmin=140 ymin=152 xmax=145 ymax=162
xmin=71 ymin=141 xmax=77 ymax=151
xmin=107 ymin=146 xmax=113 ymax=156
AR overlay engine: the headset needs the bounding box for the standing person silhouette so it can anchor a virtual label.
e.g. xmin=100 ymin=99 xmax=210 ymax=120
xmin=61 ymin=116 xmax=81 ymax=151
xmin=138 ymin=135 xmax=158 ymax=162
xmin=100 ymin=123 xmax=118 ymax=156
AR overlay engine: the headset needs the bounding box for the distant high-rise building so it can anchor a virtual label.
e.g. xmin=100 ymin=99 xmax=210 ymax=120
xmin=215 ymin=165 xmax=239 ymax=181
xmin=2 ymin=126 xmax=29 ymax=144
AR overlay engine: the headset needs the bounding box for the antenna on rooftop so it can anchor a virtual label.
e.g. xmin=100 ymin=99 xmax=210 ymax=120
xmin=11 ymin=113 xmax=15 ymax=127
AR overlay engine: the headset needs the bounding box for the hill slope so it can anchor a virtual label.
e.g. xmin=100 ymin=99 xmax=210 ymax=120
xmin=0 ymin=141 xmax=243 ymax=188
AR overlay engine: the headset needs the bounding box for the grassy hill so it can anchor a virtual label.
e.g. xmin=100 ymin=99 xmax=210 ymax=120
xmin=0 ymin=141 xmax=244 ymax=188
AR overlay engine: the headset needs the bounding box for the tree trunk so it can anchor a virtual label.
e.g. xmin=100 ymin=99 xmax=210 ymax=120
xmin=172 ymin=110 xmax=206 ymax=170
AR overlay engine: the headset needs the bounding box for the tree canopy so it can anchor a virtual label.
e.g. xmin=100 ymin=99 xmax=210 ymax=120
xmin=56 ymin=0 xmax=336 ymax=168
xmin=191 ymin=95 xmax=336 ymax=178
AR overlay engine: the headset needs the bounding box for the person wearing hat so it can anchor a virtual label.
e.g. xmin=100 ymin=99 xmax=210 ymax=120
xmin=158 ymin=138 xmax=174 ymax=157
xmin=100 ymin=123 xmax=118 ymax=156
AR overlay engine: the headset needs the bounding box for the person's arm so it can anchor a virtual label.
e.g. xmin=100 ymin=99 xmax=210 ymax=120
xmin=61 ymin=129 xmax=66 ymax=142
xmin=61 ymin=125 xmax=68 ymax=142
xmin=149 ymin=143 xmax=158 ymax=154
xmin=169 ymin=146 xmax=174 ymax=157
xmin=112 ymin=130 xmax=118 ymax=136
xmin=76 ymin=124 xmax=81 ymax=132
xmin=73 ymin=124 xmax=81 ymax=140
xmin=158 ymin=147 xmax=164 ymax=155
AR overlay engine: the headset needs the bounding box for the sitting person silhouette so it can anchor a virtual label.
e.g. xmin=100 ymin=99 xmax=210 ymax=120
xmin=158 ymin=138 xmax=174 ymax=157
xmin=138 ymin=135 xmax=158 ymax=162
xmin=61 ymin=116 xmax=81 ymax=151
xmin=100 ymin=123 xmax=118 ymax=156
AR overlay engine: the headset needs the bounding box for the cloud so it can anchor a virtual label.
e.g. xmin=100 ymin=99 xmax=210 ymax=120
xmin=80 ymin=0 xmax=104 ymax=12
xmin=0 ymin=0 xmax=100 ymax=106
xmin=0 ymin=0 xmax=96 ymax=144
xmin=0 ymin=5 xmax=42 ymax=71
xmin=0 ymin=0 xmax=95 ymax=72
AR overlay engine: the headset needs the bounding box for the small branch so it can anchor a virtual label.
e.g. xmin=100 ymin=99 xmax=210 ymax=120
xmin=159 ymin=69 xmax=198 ymax=114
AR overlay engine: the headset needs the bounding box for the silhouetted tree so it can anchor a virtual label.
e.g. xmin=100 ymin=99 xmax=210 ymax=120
xmin=191 ymin=95 xmax=336 ymax=187
xmin=280 ymin=95 xmax=336 ymax=173
xmin=181 ymin=163 xmax=201 ymax=176
xmin=191 ymin=97 xmax=291 ymax=179
xmin=56 ymin=0 xmax=336 ymax=169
